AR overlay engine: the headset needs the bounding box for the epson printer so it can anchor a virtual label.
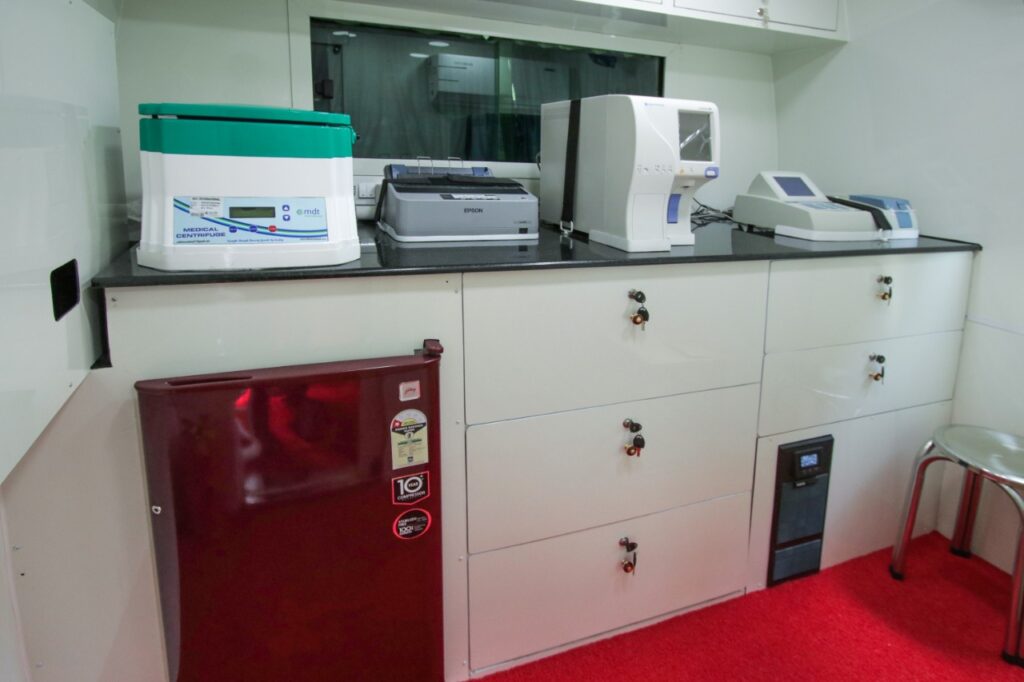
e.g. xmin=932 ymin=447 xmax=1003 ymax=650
xmin=375 ymin=164 xmax=539 ymax=242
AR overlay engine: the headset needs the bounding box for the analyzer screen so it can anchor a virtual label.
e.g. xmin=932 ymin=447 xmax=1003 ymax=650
xmin=678 ymin=112 xmax=712 ymax=162
xmin=775 ymin=176 xmax=815 ymax=197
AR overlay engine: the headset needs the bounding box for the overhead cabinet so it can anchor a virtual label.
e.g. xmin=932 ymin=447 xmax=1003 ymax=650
xmin=579 ymin=0 xmax=842 ymax=33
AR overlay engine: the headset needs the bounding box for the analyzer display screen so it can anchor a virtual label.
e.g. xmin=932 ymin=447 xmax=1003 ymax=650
xmin=678 ymin=112 xmax=712 ymax=162
xmin=229 ymin=206 xmax=276 ymax=219
xmin=775 ymin=176 xmax=815 ymax=197
xmin=799 ymin=453 xmax=820 ymax=469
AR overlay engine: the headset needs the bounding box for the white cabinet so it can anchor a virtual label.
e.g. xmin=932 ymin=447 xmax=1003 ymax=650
xmin=765 ymin=252 xmax=971 ymax=353
xmin=761 ymin=0 xmax=840 ymax=31
xmin=463 ymin=262 xmax=768 ymax=424
xmin=758 ymin=331 xmax=961 ymax=435
xmin=467 ymin=384 xmax=758 ymax=553
xmin=673 ymin=0 xmax=762 ymax=21
xmin=585 ymin=0 xmax=841 ymax=32
xmin=470 ymin=492 xmax=749 ymax=669
xmin=463 ymin=262 xmax=766 ymax=671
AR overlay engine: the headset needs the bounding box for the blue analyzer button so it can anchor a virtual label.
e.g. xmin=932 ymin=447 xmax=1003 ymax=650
xmin=667 ymin=193 xmax=682 ymax=224
xmin=705 ymin=166 xmax=719 ymax=179
xmin=283 ymin=214 xmax=291 ymax=222
xmin=282 ymin=204 xmax=290 ymax=212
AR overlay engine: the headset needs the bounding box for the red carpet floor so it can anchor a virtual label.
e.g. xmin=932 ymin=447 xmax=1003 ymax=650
xmin=484 ymin=533 xmax=1024 ymax=681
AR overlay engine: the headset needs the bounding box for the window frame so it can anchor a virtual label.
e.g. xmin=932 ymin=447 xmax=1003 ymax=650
xmin=288 ymin=0 xmax=671 ymax=179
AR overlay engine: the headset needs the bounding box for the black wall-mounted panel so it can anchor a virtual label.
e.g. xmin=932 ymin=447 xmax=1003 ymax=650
xmin=50 ymin=259 xmax=80 ymax=321
xmin=768 ymin=435 xmax=834 ymax=586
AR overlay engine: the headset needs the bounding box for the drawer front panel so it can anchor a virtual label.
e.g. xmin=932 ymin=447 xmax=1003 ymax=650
xmin=469 ymin=493 xmax=749 ymax=670
xmin=765 ymin=252 xmax=971 ymax=353
xmin=758 ymin=331 xmax=961 ymax=435
xmin=463 ymin=262 xmax=769 ymax=424
xmin=467 ymin=384 xmax=758 ymax=553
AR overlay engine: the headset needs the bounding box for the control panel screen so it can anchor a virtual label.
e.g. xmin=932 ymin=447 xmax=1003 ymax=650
xmin=799 ymin=453 xmax=820 ymax=469
xmin=775 ymin=176 xmax=815 ymax=197
xmin=678 ymin=112 xmax=712 ymax=162
xmin=229 ymin=206 xmax=276 ymax=219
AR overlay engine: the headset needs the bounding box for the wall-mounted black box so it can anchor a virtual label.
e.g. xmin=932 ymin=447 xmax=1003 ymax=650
xmin=768 ymin=434 xmax=833 ymax=586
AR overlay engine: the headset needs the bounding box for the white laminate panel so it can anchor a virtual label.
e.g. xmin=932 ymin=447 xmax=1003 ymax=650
xmin=467 ymin=384 xmax=758 ymax=553
xmin=765 ymin=252 xmax=971 ymax=353
xmin=747 ymin=402 xmax=951 ymax=592
xmin=758 ymin=331 xmax=961 ymax=436
xmin=469 ymin=493 xmax=749 ymax=670
xmin=463 ymin=262 xmax=768 ymax=424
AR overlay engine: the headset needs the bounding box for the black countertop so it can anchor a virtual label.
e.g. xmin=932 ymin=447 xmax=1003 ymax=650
xmin=92 ymin=223 xmax=981 ymax=288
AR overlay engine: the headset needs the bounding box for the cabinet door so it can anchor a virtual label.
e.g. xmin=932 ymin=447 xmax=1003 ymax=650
xmin=765 ymin=252 xmax=971 ymax=353
xmin=673 ymin=0 xmax=762 ymax=22
xmin=463 ymin=262 xmax=768 ymax=423
xmin=469 ymin=493 xmax=749 ymax=669
xmin=747 ymin=402 xmax=951 ymax=592
xmin=764 ymin=0 xmax=839 ymax=31
xmin=758 ymin=331 xmax=961 ymax=436
xmin=467 ymin=384 xmax=758 ymax=553
xmin=672 ymin=0 xmax=838 ymax=31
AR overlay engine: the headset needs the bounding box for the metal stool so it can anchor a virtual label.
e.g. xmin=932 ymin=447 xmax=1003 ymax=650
xmin=889 ymin=424 xmax=1024 ymax=666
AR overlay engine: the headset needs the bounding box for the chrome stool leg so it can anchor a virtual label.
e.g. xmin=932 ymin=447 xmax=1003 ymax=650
xmin=951 ymin=469 xmax=983 ymax=557
xmin=999 ymin=484 xmax=1024 ymax=666
xmin=890 ymin=440 xmax=947 ymax=580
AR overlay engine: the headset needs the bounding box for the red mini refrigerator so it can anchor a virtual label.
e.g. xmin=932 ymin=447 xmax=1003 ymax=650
xmin=135 ymin=340 xmax=444 ymax=682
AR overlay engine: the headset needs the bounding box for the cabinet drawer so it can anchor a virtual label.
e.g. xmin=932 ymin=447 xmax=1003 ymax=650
xmin=469 ymin=493 xmax=749 ymax=670
xmin=467 ymin=384 xmax=758 ymax=553
xmin=464 ymin=262 xmax=768 ymax=423
xmin=758 ymin=331 xmax=961 ymax=435
xmin=765 ymin=252 xmax=971 ymax=353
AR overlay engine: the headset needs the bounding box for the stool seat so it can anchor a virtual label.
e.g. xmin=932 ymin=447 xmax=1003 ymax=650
xmin=933 ymin=425 xmax=1024 ymax=487
xmin=890 ymin=423 xmax=1024 ymax=667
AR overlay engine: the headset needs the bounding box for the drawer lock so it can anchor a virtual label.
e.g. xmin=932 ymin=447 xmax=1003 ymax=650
xmin=877 ymin=275 xmax=894 ymax=304
xmin=625 ymin=433 xmax=646 ymax=457
xmin=869 ymin=353 xmax=886 ymax=383
xmin=628 ymin=290 xmax=650 ymax=330
xmin=619 ymin=537 xmax=639 ymax=574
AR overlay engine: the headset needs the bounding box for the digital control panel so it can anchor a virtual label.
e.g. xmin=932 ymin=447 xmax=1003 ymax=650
xmin=172 ymin=196 xmax=328 ymax=245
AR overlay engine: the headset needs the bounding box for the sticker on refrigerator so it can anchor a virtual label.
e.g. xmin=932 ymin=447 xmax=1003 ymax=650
xmin=399 ymin=380 xmax=421 ymax=402
xmin=392 ymin=508 xmax=432 ymax=540
xmin=392 ymin=471 xmax=430 ymax=505
xmin=390 ymin=409 xmax=429 ymax=469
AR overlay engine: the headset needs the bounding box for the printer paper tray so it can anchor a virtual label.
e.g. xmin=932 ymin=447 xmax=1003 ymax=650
xmin=378 ymin=221 xmax=538 ymax=243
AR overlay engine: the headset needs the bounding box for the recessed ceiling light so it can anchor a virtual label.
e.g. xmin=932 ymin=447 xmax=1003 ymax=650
xmin=429 ymin=41 xmax=450 ymax=48
xmin=332 ymin=30 xmax=349 ymax=36
xmin=409 ymin=52 xmax=429 ymax=58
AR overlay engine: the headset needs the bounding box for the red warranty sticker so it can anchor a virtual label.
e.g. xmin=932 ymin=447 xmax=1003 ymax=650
xmin=392 ymin=508 xmax=432 ymax=541
xmin=392 ymin=471 xmax=430 ymax=505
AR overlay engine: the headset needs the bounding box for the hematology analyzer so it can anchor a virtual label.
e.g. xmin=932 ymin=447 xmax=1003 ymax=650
xmin=733 ymin=171 xmax=920 ymax=241
xmin=137 ymin=104 xmax=360 ymax=271
xmin=540 ymin=95 xmax=720 ymax=252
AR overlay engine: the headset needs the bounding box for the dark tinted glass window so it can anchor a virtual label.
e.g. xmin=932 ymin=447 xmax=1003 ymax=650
xmin=311 ymin=20 xmax=662 ymax=163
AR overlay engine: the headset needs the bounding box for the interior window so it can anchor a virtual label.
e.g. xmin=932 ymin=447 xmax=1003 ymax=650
xmin=310 ymin=19 xmax=663 ymax=163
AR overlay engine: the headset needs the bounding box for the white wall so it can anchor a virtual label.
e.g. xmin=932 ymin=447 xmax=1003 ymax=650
xmin=0 ymin=500 xmax=27 ymax=682
xmin=1 ymin=0 xmax=126 ymax=677
xmin=773 ymin=0 xmax=1024 ymax=572
xmin=0 ymin=0 xmax=127 ymax=483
